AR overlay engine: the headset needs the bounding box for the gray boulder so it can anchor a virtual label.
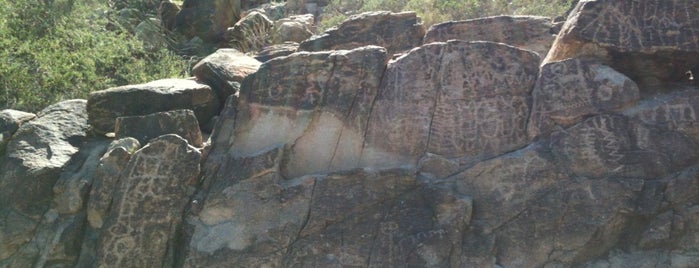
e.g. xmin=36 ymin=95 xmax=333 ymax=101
xmin=87 ymin=78 xmax=219 ymax=135
xmin=115 ymin=109 xmax=203 ymax=147
xmin=192 ymin=48 xmax=262 ymax=101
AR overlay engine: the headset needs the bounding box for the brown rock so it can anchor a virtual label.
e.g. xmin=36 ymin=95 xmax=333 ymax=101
xmin=87 ymin=79 xmax=219 ymax=135
xmin=299 ymin=11 xmax=425 ymax=56
xmin=544 ymin=0 xmax=699 ymax=88
xmin=95 ymin=134 xmax=201 ymax=267
xmin=424 ymin=15 xmax=556 ymax=59
xmin=528 ymin=58 xmax=640 ymax=138
xmin=192 ymin=48 xmax=261 ymax=102
xmin=624 ymin=88 xmax=699 ymax=142
xmin=174 ymin=0 xmax=242 ymax=42
xmin=549 ymin=114 xmax=699 ymax=179
xmin=157 ymin=0 xmax=180 ymax=31
xmin=225 ymin=11 xmax=274 ymax=52
xmin=115 ymin=109 xmax=203 ymax=147
xmin=363 ymin=40 xmax=539 ymax=168
xmin=235 ymin=46 xmax=388 ymax=177
xmin=273 ymin=19 xmax=313 ymax=43
xmin=253 ymin=42 xmax=299 ymax=62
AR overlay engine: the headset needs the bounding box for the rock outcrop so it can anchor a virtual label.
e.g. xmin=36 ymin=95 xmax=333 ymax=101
xmin=544 ymin=0 xmax=699 ymax=88
xmin=424 ymin=15 xmax=556 ymax=59
xmin=4 ymin=0 xmax=699 ymax=267
xmin=87 ymin=79 xmax=219 ymax=135
xmin=299 ymin=11 xmax=426 ymax=56
xmin=192 ymin=48 xmax=262 ymax=102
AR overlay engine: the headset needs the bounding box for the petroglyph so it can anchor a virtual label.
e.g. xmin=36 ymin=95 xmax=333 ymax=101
xmin=528 ymin=58 xmax=639 ymax=138
xmin=95 ymin=135 xmax=201 ymax=267
xmin=364 ymin=40 xmax=539 ymax=165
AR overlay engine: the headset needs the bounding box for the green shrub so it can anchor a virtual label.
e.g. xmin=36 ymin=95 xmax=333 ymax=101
xmin=0 ymin=0 xmax=187 ymax=112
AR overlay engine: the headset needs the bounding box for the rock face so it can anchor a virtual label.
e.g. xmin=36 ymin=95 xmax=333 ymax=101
xmin=0 ymin=109 xmax=35 ymax=151
xmin=299 ymin=11 xmax=426 ymax=55
xmin=364 ymin=40 xmax=539 ymax=168
xmin=192 ymin=48 xmax=262 ymax=103
xmin=544 ymin=0 xmax=699 ymax=87
xmin=115 ymin=109 xmax=203 ymax=147
xmin=174 ymin=0 xmax=242 ymax=42
xmin=424 ymin=15 xmax=556 ymax=59
xmin=5 ymin=1 xmax=699 ymax=267
xmin=87 ymin=79 xmax=219 ymax=135
xmin=528 ymin=58 xmax=640 ymax=138
xmin=0 ymin=100 xmax=88 ymax=263
xmin=95 ymin=134 xmax=201 ymax=267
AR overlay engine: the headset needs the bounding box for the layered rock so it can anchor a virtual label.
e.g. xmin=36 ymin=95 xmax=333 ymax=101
xmin=424 ymin=15 xmax=556 ymax=59
xmin=87 ymin=79 xmax=219 ymax=135
xmin=299 ymin=11 xmax=425 ymax=55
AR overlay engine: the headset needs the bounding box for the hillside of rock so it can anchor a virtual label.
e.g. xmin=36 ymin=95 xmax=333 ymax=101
xmin=2 ymin=0 xmax=699 ymax=267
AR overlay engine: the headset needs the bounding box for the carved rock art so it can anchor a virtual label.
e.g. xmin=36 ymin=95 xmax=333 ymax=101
xmin=545 ymin=0 xmax=699 ymax=87
xmin=424 ymin=15 xmax=556 ymax=60
xmin=95 ymin=135 xmax=201 ymax=267
xmin=528 ymin=58 xmax=640 ymax=138
xmin=299 ymin=11 xmax=426 ymax=56
xmin=363 ymin=40 xmax=540 ymax=167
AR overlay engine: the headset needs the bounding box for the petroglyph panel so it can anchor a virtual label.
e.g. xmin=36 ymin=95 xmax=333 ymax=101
xmin=550 ymin=115 xmax=633 ymax=178
xmin=572 ymin=0 xmax=699 ymax=52
xmin=424 ymin=15 xmax=555 ymax=59
xmin=365 ymin=41 xmax=539 ymax=164
xmin=528 ymin=58 xmax=639 ymax=138
xmin=95 ymin=135 xmax=201 ymax=268
xmin=624 ymin=89 xmax=699 ymax=139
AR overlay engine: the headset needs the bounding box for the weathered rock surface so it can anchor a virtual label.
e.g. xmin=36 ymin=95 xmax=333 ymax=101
xmin=226 ymin=11 xmax=274 ymax=52
xmin=95 ymin=134 xmax=201 ymax=267
xmin=0 ymin=109 xmax=35 ymax=151
xmin=115 ymin=109 xmax=203 ymax=147
xmin=273 ymin=14 xmax=314 ymax=43
xmin=0 ymin=100 xmax=88 ymax=262
xmin=5 ymin=1 xmax=699 ymax=267
xmin=174 ymin=0 xmax=242 ymax=42
xmin=87 ymin=78 xmax=219 ymax=135
xmin=299 ymin=11 xmax=425 ymax=55
xmin=528 ymin=58 xmax=640 ymax=138
xmin=192 ymin=48 xmax=262 ymax=101
xmin=424 ymin=15 xmax=556 ymax=59
xmin=231 ymin=46 xmax=388 ymax=178
xmin=544 ymin=0 xmax=699 ymax=87
xmin=254 ymin=42 xmax=300 ymax=62
xmin=364 ymin=40 xmax=539 ymax=168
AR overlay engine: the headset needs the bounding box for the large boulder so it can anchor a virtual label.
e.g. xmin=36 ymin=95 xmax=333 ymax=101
xmin=115 ymin=109 xmax=203 ymax=147
xmin=364 ymin=40 xmax=540 ymax=169
xmin=173 ymin=0 xmax=242 ymax=42
xmin=87 ymin=78 xmax=219 ymax=135
xmin=544 ymin=0 xmax=699 ymax=88
xmin=192 ymin=48 xmax=262 ymax=101
xmin=225 ymin=11 xmax=274 ymax=53
xmin=0 ymin=109 xmax=35 ymax=151
xmin=299 ymin=11 xmax=426 ymax=56
xmin=0 ymin=100 xmax=89 ymax=261
xmin=95 ymin=134 xmax=201 ymax=267
xmin=254 ymin=42 xmax=300 ymax=62
xmin=424 ymin=15 xmax=556 ymax=59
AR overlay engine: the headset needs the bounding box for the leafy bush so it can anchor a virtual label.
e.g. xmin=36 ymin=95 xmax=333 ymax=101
xmin=0 ymin=0 xmax=187 ymax=112
xmin=320 ymin=0 xmax=575 ymax=30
